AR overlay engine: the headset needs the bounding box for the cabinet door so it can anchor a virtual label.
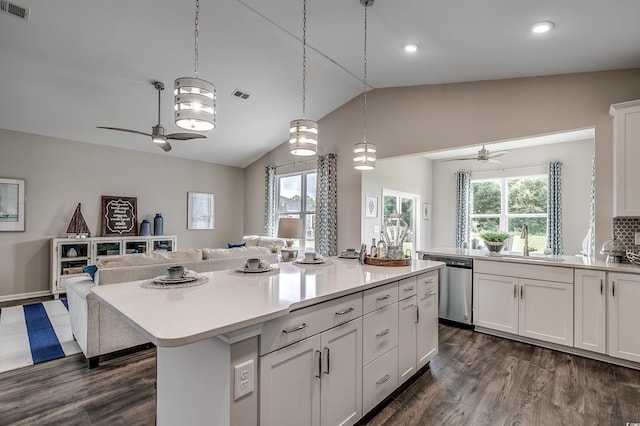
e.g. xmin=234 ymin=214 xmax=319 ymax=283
xmin=611 ymin=100 xmax=640 ymax=216
xmin=608 ymin=273 xmax=640 ymax=363
xmin=398 ymin=295 xmax=417 ymax=384
xmin=320 ymin=318 xmax=362 ymax=426
xmin=473 ymin=273 xmax=519 ymax=334
xmin=260 ymin=335 xmax=321 ymax=426
xmin=574 ymin=269 xmax=606 ymax=353
xmin=519 ymin=279 xmax=573 ymax=346
xmin=416 ymin=275 xmax=438 ymax=369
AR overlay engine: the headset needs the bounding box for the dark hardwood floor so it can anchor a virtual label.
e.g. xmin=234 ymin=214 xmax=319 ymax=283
xmin=1 ymin=324 xmax=639 ymax=425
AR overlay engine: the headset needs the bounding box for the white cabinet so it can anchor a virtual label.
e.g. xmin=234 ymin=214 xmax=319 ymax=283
xmin=607 ymin=273 xmax=640 ymax=363
xmin=51 ymin=235 xmax=177 ymax=297
xmin=416 ymin=272 xmax=438 ymax=369
xmin=574 ymin=269 xmax=606 ymax=354
xmin=473 ymin=261 xmax=574 ymax=347
xmin=610 ymin=99 xmax=640 ymax=216
xmin=398 ymin=295 xmax=418 ymax=384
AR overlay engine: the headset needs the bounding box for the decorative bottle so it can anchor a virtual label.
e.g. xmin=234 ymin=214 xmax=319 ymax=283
xmin=154 ymin=213 xmax=164 ymax=236
xmin=140 ymin=219 xmax=151 ymax=236
xmin=377 ymin=238 xmax=387 ymax=259
xmin=370 ymin=238 xmax=377 ymax=257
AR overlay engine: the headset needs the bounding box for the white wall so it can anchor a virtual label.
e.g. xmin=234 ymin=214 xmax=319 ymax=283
xmin=244 ymin=68 xmax=640 ymax=257
xmin=361 ymin=155 xmax=433 ymax=252
xmin=431 ymin=139 xmax=593 ymax=255
xmin=0 ymin=129 xmax=244 ymax=299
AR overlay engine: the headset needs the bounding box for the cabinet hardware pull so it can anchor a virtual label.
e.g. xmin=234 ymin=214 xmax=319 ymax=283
xmin=377 ymin=294 xmax=391 ymax=301
xmin=612 ymin=281 xmax=615 ymax=297
xmin=404 ymin=286 xmax=415 ymax=292
xmin=376 ymin=374 xmax=391 ymax=385
xmin=282 ymin=323 xmax=307 ymax=334
xmin=376 ymin=328 xmax=391 ymax=337
xmin=315 ymin=350 xmax=322 ymax=378
xmin=514 ymin=284 xmax=517 ymax=298
xmin=600 ymin=279 xmax=603 ymax=295
xmin=324 ymin=347 xmax=330 ymax=375
xmin=520 ymin=286 xmax=524 ymax=299
xmin=415 ymin=305 xmax=420 ymax=324
xmin=425 ymin=290 xmax=436 ymax=297
xmin=335 ymin=307 xmax=354 ymax=316
xmin=424 ymin=279 xmax=435 ymax=283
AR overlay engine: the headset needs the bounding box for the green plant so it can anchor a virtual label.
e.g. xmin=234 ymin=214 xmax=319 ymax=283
xmin=479 ymin=232 xmax=510 ymax=242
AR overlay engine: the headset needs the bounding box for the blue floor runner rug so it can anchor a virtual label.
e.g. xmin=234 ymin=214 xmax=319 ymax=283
xmin=23 ymin=301 xmax=66 ymax=363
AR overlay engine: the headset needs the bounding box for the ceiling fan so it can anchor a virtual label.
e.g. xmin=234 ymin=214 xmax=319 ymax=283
xmin=442 ymin=145 xmax=511 ymax=164
xmin=97 ymin=81 xmax=206 ymax=152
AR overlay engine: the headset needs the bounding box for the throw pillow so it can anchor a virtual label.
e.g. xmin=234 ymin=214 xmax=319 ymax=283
xmin=82 ymin=264 xmax=98 ymax=280
xmin=228 ymin=242 xmax=247 ymax=248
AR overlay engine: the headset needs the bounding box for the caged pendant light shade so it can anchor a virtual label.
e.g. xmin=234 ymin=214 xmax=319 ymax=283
xmin=353 ymin=0 xmax=376 ymax=170
xmin=289 ymin=0 xmax=318 ymax=157
xmin=174 ymin=0 xmax=216 ymax=131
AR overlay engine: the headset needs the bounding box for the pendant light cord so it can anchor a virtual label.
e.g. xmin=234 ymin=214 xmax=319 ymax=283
xmin=194 ymin=0 xmax=200 ymax=77
xmin=302 ymin=0 xmax=308 ymax=119
xmin=362 ymin=2 xmax=368 ymax=144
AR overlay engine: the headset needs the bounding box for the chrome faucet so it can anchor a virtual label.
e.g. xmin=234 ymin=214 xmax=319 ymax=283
xmin=521 ymin=223 xmax=529 ymax=256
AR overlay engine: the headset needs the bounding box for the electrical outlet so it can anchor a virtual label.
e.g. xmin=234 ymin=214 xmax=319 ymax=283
xmin=636 ymin=232 xmax=640 ymax=245
xmin=234 ymin=359 xmax=254 ymax=400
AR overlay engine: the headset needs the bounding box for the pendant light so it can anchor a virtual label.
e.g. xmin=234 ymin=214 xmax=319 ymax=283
xmin=289 ymin=0 xmax=318 ymax=157
xmin=174 ymin=0 xmax=216 ymax=131
xmin=353 ymin=0 xmax=376 ymax=170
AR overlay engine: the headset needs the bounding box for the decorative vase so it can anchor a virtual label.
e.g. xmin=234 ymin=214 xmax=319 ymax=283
xmin=382 ymin=213 xmax=409 ymax=259
xmin=140 ymin=219 xmax=151 ymax=236
xmin=154 ymin=213 xmax=164 ymax=236
xmin=483 ymin=241 xmax=505 ymax=253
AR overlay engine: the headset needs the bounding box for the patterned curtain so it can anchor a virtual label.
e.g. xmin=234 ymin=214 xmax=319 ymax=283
xmin=548 ymin=161 xmax=563 ymax=255
xmin=587 ymin=152 xmax=595 ymax=256
xmin=454 ymin=171 xmax=471 ymax=248
xmin=315 ymin=154 xmax=338 ymax=256
xmin=264 ymin=165 xmax=277 ymax=237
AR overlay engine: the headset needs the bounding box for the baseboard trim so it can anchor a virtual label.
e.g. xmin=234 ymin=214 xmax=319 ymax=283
xmin=0 ymin=290 xmax=51 ymax=303
xmin=475 ymin=326 xmax=640 ymax=371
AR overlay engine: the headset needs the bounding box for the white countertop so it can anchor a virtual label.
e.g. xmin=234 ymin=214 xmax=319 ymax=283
xmin=91 ymin=258 xmax=443 ymax=348
xmin=417 ymin=248 xmax=640 ymax=273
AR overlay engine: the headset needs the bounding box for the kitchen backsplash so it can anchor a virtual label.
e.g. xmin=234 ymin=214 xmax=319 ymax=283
xmin=612 ymin=217 xmax=640 ymax=256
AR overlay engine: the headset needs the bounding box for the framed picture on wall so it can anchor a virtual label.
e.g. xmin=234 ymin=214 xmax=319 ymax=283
xmin=188 ymin=192 xmax=215 ymax=230
xmin=0 ymin=178 xmax=25 ymax=232
xmin=101 ymin=196 xmax=138 ymax=236
xmin=365 ymin=196 xmax=378 ymax=218
xmin=422 ymin=202 xmax=431 ymax=220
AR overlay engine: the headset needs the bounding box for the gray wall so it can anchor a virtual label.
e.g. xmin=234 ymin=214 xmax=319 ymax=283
xmin=0 ymin=129 xmax=244 ymax=299
xmin=244 ymin=69 xmax=640 ymax=256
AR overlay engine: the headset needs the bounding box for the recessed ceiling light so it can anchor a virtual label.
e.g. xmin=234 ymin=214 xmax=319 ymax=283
xmin=531 ymin=21 xmax=554 ymax=34
xmin=404 ymin=43 xmax=419 ymax=53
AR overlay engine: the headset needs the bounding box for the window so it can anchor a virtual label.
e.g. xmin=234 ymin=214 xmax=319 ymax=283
xmin=470 ymin=175 xmax=548 ymax=252
xmin=277 ymin=171 xmax=316 ymax=251
xmin=382 ymin=189 xmax=419 ymax=255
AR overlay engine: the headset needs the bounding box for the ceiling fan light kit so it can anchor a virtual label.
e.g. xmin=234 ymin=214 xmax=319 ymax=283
xmin=353 ymin=0 xmax=376 ymax=170
xmin=174 ymin=0 xmax=216 ymax=132
xmin=289 ymin=0 xmax=318 ymax=157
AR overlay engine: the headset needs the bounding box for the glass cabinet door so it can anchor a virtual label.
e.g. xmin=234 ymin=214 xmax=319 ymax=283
xmin=125 ymin=240 xmax=148 ymax=254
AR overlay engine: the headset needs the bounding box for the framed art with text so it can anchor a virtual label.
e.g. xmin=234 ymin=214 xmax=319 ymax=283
xmin=101 ymin=196 xmax=138 ymax=236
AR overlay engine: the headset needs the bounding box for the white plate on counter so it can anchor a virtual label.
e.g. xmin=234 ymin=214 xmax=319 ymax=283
xmin=294 ymin=258 xmax=325 ymax=265
xmin=338 ymin=253 xmax=359 ymax=259
xmin=236 ymin=265 xmax=274 ymax=274
xmin=152 ymin=276 xmax=198 ymax=285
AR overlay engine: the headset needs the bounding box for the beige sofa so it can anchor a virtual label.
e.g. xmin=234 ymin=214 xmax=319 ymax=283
xmin=65 ymin=245 xmax=277 ymax=368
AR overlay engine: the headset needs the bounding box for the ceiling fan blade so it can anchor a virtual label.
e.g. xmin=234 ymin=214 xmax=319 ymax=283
xmin=156 ymin=140 xmax=172 ymax=152
xmin=97 ymin=126 xmax=152 ymax=137
xmin=488 ymin=151 xmax=510 ymax=158
xmin=441 ymin=156 xmax=477 ymax=162
xmin=487 ymin=158 xmax=503 ymax=164
xmin=166 ymin=133 xmax=207 ymax=141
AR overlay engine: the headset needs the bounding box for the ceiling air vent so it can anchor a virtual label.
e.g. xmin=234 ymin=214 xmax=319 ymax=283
xmin=0 ymin=0 xmax=30 ymax=21
xmin=232 ymin=89 xmax=251 ymax=100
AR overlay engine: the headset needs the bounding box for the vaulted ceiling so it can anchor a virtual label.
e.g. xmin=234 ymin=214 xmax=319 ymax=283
xmin=1 ymin=0 xmax=639 ymax=167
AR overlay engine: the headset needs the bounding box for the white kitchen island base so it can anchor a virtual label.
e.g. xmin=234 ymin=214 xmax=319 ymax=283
xmin=157 ymin=337 xmax=230 ymax=426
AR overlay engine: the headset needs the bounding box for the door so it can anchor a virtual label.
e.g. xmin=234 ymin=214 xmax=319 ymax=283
xmin=574 ymin=269 xmax=606 ymax=353
xmin=398 ymin=295 xmax=418 ymax=384
xmin=518 ymin=278 xmax=573 ymax=346
xmin=417 ymin=273 xmax=438 ymax=368
xmin=608 ymin=273 xmax=640 ymax=363
xmin=260 ymin=335 xmax=321 ymax=426
xmin=320 ymin=318 xmax=362 ymax=426
xmin=473 ymin=273 xmax=519 ymax=333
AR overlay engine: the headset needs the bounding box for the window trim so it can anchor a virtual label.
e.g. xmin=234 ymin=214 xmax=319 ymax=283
xmin=276 ymin=169 xmax=317 ymax=251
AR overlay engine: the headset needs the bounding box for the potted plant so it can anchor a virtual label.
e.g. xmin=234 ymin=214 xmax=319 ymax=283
xmin=479 ymin=232 xmax=511 ymax=253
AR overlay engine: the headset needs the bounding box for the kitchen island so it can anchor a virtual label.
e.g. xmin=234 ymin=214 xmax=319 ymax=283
xmin=92 ymin=257 xmax=443 ymax=426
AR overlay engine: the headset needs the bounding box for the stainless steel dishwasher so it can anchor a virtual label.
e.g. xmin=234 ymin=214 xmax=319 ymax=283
xmin=421 ymin=254 xmax=473 ymax=325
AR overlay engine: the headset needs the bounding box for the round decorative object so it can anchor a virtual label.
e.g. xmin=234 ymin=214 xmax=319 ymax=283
xmin=483 ymin=241 xmax=505 ymax=253
xmin=626 ymin=250 xmax=640 ymax=265
xmin=66 ymin=247 xmax=78 ymax=258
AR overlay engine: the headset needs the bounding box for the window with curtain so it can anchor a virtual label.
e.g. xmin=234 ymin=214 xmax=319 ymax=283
xmin=470 ymin=174 xmax=548 ymax=252
xmin=276 ymin=170 xmax=317 ymax=251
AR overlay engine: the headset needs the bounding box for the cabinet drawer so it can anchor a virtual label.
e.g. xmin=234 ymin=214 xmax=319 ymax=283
xmin=362 ymin=347 xmax=398 ymax=413
xmin=398 ymin=276 xmax=417 ymax=300
xmin=417 ymin=271 xmax=438 ymax=295
xmin=363 ymin=303 xmax=399 ymax=365
xmin=363 ymin=282 xmax=398 ymax=314
xmin=474 ymin=260 xmax=573 ymax=283
xmin=260 ymin=292 xmax=362 ymax=355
